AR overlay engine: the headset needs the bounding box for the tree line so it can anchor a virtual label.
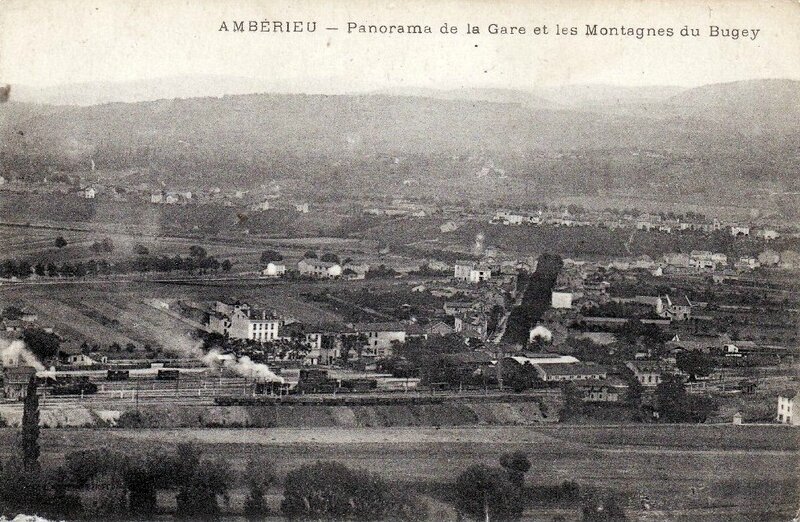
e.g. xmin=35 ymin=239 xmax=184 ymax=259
xmin=1 ymin=384 xmax=629 ymax=521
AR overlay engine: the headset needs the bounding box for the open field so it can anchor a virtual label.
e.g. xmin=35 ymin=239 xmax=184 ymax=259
xmin=0 ymin=424 xmax=795 ymax=521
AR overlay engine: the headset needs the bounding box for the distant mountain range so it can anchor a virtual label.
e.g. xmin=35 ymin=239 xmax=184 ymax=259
xmin=1 ymin=78 xmax=798 ymax=212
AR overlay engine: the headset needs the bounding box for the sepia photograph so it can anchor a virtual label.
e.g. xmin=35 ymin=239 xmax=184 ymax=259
xmin=0 ymin=0 xmax=798 ymax=520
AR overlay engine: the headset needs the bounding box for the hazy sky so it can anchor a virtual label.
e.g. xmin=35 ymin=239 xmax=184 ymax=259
xmin=1 ymin=0 xmax=799 ymax=92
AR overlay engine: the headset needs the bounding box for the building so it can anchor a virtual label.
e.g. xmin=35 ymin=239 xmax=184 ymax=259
xmin=625 ymin=361 xmax=663 ymax=387
xmin=576 ymin=377 xmax=629 ymax=402
xmin=656 ymin=295 xmax=692 ymax=321
xmin=82 ymin=187 xmax=97 ymax=199
xmin=444 ymin=302 xmax=474 ymax=316
xmin=533 ymin=363 xmax=608 ymax=382
xmin=468 ymin=267 xmax=492 ymax=283
xmin=551 ymin=291 xmax=573 ymax=309
xmin=777 ymin=391 xmax=799 ymax=425
xmin=262 ymin=262 xmax=286 ymax=277
xmin=730 ymin=226 xmax=751 ymax=237
xmin=453 ymin=260 xmax=475 ymax=281
xmin=2 ymin=366 xmax=37 ymax=400
xmin=757 ymin=229 xmax=779 ymax=241
xmin=351 ymin=322 xmax=407 ymax=358
xmin=208 ymin=302 xmax=281 ymax=342
xmin=297 ymin=259 xmax=342 ymax=279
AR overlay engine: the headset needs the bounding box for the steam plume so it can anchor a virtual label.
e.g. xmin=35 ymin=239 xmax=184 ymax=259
xmin=529 ymin=325 xmax=553 ymax=343
xmin=0 ymin=338 xmax=45 ymax=371
xmin=203 ymin=349 xmax=283 ymax=383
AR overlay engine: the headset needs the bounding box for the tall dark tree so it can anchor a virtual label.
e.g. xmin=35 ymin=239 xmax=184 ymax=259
xmin=499 ymin=452 xmax=532 ymax=489
xmin=54 ymin=236 xmax=67 ymax=249
xmin=454 ymin=464 xmax=524 ymax=522
xmin=21 ymin=377 xmax=40 ymax=472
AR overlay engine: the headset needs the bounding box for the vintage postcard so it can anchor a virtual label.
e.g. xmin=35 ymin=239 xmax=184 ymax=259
xmin=0 ymin=0 xmax=798 ymax=520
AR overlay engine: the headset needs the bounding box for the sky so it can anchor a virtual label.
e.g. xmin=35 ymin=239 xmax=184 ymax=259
xmin=1 ymin=0 xmax=799 ymax=94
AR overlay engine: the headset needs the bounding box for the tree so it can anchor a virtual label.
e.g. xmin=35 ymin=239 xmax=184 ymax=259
xmin=303 ymin=250 xmax=318 ymax=259
xmin=281 ymin=461 xmax=408 ymax=521
xmin=54 ymin=236 xmax=67 ymax=248
xmin=260 ymin=250 xmax=284 ymax=264
xmin=320 ymin=252 xmax=340 ymax=263
xmin=243 ymin=458 xmax=276 ymax=520
xmin=189 ymin=245 xmax=208 ymax=260
xmin=21 ymin=377 xmax=40 ymax=472
xmin=655 ymin=374 xmax=687 ymax=422
xmin=34 ymin=263 xmax=45 ymax=277
xmin=175 ymin=458 xmax=232 ymax=520
xmin=676 ymin=351 xmax=714 ymax=381
xmin=221 ymin=259 xmax=232 ymax=272
xmin=559 ymin=382 xmax=583 ymax=422
xmin=23 ymin=328 xmax=60 ymax=361
xmin=499 ymin=452 xmax=531 ymax=489
xmin=134 ymin=244 xmax=150 ymax=256
xmin=454 ymin=464 xmax=524 ymax=521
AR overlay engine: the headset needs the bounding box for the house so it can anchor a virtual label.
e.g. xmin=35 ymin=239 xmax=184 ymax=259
xmin=82 ymin=187 xmax=97 ymax=199
xmin=250 ymin=200 xmax=271 ymax=211
xmin=730 ymin=226 xmax=751 ymax=237
xmin=551 ymin=291 xmax=573 ymax=309
xmin=262 ymin=262 xmax=286 ymax=277
xmin=533 ymin=362 xmax=608 ymax=382
xmin=297 ymin=259 xmax=342 ymax=279
xmin=468 ymin=267 xmax=492 ymax=283
xmin=444 ymin=302 xmax=474 ymax=316
xmin=776 ymin=391 xmax=799 ymax=425
xmin=656 ymin=295 xmax=692 ymax=321
xmin=342 ymin=263 xmax=369 ymax=280
xmin=150 ymin=193 xmax=164 ymax=204
xmin=453 ymin=260 xmax=475 ymax=281
xmin=732 ymin=412 xmax=744 ymax=425
xmin=2 ymin=366 xmax=37 ymax=400
xmin=625 ymin=361 xmax=663 ymax=387
xmin=294 ymin=203 xmax=310 ymax=213
xmin=58 ymin=348 xmax=97 ymax=366
xmin=208 ymin=302 xmax=281 ymax=342
xmin=440 ymin=221 xmax=459 ymax=233
xmin=454 ymin=314 xmax=488 ymax=341
xmin=350 ymin=322 xmax=407 ymax=358
xmin=757 ymin=229 xmax=779 ymax=241
xmin=735 ymin=257 xmax=760 ymax=271
xmin=425 ymin=320 xmax=455 ymax=336
xmin=576 ymin=377 xmax=629 ymax=402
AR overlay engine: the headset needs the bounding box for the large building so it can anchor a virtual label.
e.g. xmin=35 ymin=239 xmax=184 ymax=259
xmin=208 ymin=301 xmax=281 ymax=342
xmin=351 ymin=322 xmax=407 ymax=358
xmin=298 ymin=259 xmax=342 ymax=279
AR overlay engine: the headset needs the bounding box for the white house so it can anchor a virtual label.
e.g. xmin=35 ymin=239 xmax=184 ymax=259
xmin=468 ymin=267 xmax=492 ymax=283
xmin=454 ymin=260 xmax=475 ymax=281
xmin=777 ymin=391 xmax=799 ymax=425
xmin=209 ymin=304 xmax=281 ymax=342
xmin=82 ymin=187 xmax=97 ymax=199
xmin=757 ymin=229 xmax=779 ymax=241
xmin=551 ymin=291 xmax=573 ymax=309
xmin=297 ymin=259 xmax=342 ymax=279
xmin=656 ymin=295 xmax=692 ymax=321
xmin=730 ymin=226 xmax=751 ymax=237
xmin=351 ymin=322 xmax=407 ymax=358
xmin=262 ymin=262 xmax=286 ymax=277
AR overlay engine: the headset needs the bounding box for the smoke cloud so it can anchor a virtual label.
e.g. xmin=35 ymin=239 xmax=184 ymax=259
xmin=473 ymin=232 xmax=485 ymax=256
xmin=203 ymin=349 xmax=284 ymax=383
xmin=0 ymin=338 xmax=45 ymax=371
xmin=529 ymin=325 xmax=553 ymax=343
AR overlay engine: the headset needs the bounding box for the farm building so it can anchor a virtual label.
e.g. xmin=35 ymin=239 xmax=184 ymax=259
xmin=777 ymin=390 xmax=799 ymax=425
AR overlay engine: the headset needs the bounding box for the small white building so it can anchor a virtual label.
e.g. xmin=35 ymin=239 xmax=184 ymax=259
xmin=730 ymin=226 xmax=751 ymax=237
xmin=82 ymin=187 xmax=97 ymax=199
xmin=468 ymin=267 xmax=492 ymax=283
xmin=551 ymin=291 xmax=573 ymax=309
xmin=262 ymin=262 xmax=286 ymax=277
xmin=454 ymin=260 xmax=475 ymax=281
xmin=777 ymin=391 xmax=799 ymax=425
xmin=757 ymin=229 xmax=779 ymax=241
